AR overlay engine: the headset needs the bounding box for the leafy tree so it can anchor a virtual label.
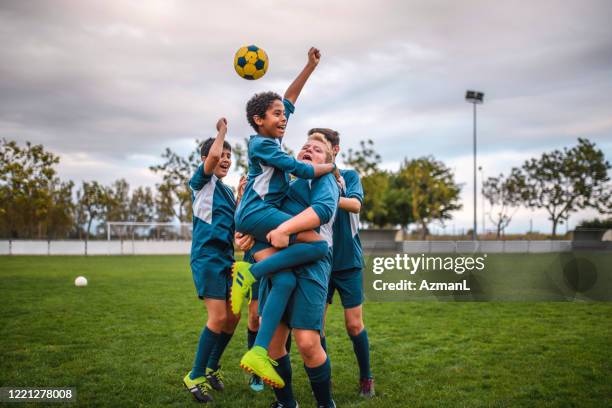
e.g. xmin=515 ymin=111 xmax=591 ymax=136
xmin=361 ymin=171 xmax=392 ymax=227
xmin=342 ymin=139 xmax=381 ymax=177
xmin=520 ymin=138 xmax=611 ymax=236
xmin=155 ymin=181 xmax=176 ymax=222
xmin=76 ymin=181 xmax=107 ymax=242
xmin=150 ymin=146 xmax=199 ymax=222
xmin=576 ymin=217 xmax=612 ymax=229
xmin=397 ymin=156 xmax=462 ymax=239
xmin=233 ymin=137 xmax=250 ymax=175
xmin=129 ymin=186 xmax=155 ymax=222
xmin=483 ymin=168 xmax=525 ymax=238
xmin=340 ymin=139 xmax=391 ymax=227
xmin=385 ymin=173 xmax=414 ymax=229
xmin=0 ymin=139 xmax=73 ymax=239
xmin=47 ymin=181 xmax=75 ymax=239
xmin=105 ymin=179 xmax=130 ymax=223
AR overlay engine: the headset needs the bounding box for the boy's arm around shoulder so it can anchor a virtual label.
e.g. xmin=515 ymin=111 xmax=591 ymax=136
xmin=256 ymin=137 xmax=335 ymax=179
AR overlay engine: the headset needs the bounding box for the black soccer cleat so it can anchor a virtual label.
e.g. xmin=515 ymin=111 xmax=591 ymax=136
xmin=205 ymin=367 xmax=225 ymax=391
xmin=183 ymin=371 xmax=213 ymax=403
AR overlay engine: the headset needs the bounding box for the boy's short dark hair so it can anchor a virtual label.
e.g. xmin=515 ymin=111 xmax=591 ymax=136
xmin=200 ymin=138 xmax=231 ymax=157
xmin=308 ymin=128 xmax=340 ymax=147
xmin=246 ymin=91 xmax=282 ymax=132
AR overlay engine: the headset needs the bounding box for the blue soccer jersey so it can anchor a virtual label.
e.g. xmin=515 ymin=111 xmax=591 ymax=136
xmin=332 ymin=169 xmax=364 ymax=271
xmin=190 ymin=164 xmax=236 ymax=267
xmin=282 ymin=174 xmax=339 ymax=287
xmin=236 ymin=99 xmax=317 ymax=227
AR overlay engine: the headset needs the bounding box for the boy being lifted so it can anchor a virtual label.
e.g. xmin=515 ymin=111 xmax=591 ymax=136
xmin=232 ymin=48 xmax=335 ymax=386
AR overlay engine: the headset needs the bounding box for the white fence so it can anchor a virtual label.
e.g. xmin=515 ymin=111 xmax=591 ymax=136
xmin=0 ymin=240 xmax=191 ymax=256
xmin=0 ymin=239 xmax=578 ymax=255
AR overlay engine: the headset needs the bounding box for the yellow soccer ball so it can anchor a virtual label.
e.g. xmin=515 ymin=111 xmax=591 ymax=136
xmin=234 ymin=45 xmax=268 ymax=80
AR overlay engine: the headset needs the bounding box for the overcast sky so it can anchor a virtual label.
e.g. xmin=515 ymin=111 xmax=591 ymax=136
xmin=1 ymin=0 xmax=611 ymax=233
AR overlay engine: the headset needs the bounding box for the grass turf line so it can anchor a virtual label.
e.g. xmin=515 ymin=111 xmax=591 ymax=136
xmin=0 ymin=256 xmax=610 ymax=407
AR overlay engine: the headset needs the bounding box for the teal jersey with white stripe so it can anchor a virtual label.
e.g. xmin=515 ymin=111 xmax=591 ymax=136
xmin=190 ymin=164 xmax=236 ymax=264
xmin=236 ymin=99 xmax=317 ymax=226
xmin=332 ymin=169 xmax=364 ymax=271
xmin=282 ymin=174 xmax=339 ymax=287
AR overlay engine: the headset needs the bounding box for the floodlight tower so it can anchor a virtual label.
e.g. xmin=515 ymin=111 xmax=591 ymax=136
xmin=465 ymin=90 xmax=484 ymax=240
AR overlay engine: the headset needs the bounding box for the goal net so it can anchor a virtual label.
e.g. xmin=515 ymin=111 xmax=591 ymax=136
xmin=106 ymin=222 xmax=192 ymax=241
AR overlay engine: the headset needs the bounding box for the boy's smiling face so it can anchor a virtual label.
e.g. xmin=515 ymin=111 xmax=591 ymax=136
xmin=202 ymin=148 xmax=232 ymax=179
xmin=254 ymin=99 xmax=286 ymax=138
xmin=298 ymin=140 xmax=328 ymax=164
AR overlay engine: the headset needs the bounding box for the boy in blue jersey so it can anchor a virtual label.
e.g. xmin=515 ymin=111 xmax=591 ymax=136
xmin=232 ymin=48 xmax=336 ymax=316
xmin=238 ymin=135 xmax=340 ymax=407
xmin=183 ymin=118 xmax=241 ymax=403
xmin=231 ymin=49 xmax=340 ymax=385
xmin=311 ymin=128 xmax=375 ymax=398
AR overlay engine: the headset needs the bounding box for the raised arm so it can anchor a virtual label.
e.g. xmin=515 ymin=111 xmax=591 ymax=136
xmin=283 ymin=47 xmax=320 ymax=105
xmin=203 ymin=118 xmax=228 ymax=175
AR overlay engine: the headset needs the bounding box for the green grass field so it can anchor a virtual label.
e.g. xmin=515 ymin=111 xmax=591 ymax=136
xmin=1 ymin=256 xmax=611 ymax=407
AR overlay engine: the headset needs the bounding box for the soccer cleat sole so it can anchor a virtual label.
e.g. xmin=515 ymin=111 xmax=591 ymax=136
xmin=239 ymin=362 xmax=284 ymax=389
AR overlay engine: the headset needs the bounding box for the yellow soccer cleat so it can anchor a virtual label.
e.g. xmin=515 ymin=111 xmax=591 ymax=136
xmin=230 ymin=261 xmax=256 ymax=315
xmin=239 ymin=346 xmax=285 ymax=388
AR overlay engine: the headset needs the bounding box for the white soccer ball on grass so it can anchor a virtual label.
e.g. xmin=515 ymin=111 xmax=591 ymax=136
xmin=74 ymin=276 xmax=88 ymax=287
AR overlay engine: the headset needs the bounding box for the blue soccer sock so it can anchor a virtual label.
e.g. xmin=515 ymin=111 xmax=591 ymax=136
xmin=350 ymin=329 xmax=372 ymax=380
xmin=320 ymin=335 xmax=327 ymax=353
xmin=191 ymin=326 xmax=220 ymax=379
xmin=250 ymin=241 xmax=328 ymax=280
xmin=254 ymin=271 xmax=296 ymax=349
xmin=247 ymin=328 xmax=257 ymax=350
xmin=206 ymin=331 xmax=233 ymax=372
xmin=273 ymin=354 xmax=297 ymax=408
xmin=304 ymin=356 xmax=333 ymax=407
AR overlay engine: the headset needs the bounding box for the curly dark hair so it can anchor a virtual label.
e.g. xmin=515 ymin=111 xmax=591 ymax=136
xmin=246 ymin=91 xmax=282 ymax=132
xmin=200 ymin=137 xmax=231 ymax=157
xmin=308 ymin=128 xmax=340 ymax=147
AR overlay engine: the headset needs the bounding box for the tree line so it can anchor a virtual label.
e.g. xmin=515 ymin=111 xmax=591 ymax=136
xmin=352 ymin=138 xmax=610 ymax=237
xmin=0 ymin=137 xmax=609 ymax=240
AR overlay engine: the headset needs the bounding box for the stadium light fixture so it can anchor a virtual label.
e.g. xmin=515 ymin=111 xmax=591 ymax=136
xmin=465 ymin=90 xmax=485 ymax=240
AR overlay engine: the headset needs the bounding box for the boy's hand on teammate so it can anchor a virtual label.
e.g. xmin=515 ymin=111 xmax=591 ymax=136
xmin=308 ymin=47 xmax=321 ymax=67
xmin=266 ymin=228 xmax=290 ymax=248
xmin=336 ymin=172 xmax=345 ymax=191
xmin=237 ymin=176 xmax=247 ymax=199
xmin=235 ymin=232 xmax=255 ymax=251
xmin=216 ymin=117 xmax=228 ymax=133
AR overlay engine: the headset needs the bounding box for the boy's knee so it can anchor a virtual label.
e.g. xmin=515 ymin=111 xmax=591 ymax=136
xmin=345 ymin=320 xmax=364 ymax=337
xmin=208 ymin=310 xmax=227 ymax=330
xmin=226 ymin=312 xmax=240 ymax=328
xmin=312 ymin=240 xmax=328 ymax=257
xmin=271 ymin=272 xmax=297 ymax=291
xmin=296 ymin=336 xmax=319 ymax=359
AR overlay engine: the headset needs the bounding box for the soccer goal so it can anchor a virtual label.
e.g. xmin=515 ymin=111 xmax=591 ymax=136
xmin=106 ymin=222 xmax=192 ymax=241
